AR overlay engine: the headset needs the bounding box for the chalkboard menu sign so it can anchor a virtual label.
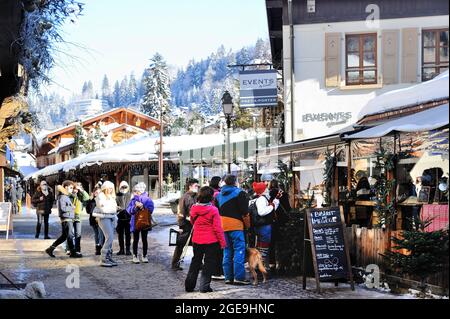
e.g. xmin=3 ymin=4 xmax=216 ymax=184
xmin=303 ymin=207 xmax=354 ymax=292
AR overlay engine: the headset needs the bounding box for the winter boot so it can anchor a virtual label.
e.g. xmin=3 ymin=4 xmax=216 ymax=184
xmin=125 ymin=245 xmax=132 ymax=256
xmin=70 ymin=250 xmax=82 ymax=258
xmin=107 ymin=251 xmax=118 ymax=266
xmin=95 ymin=245 xmax=102 ymax=256
xmin=100 ymin=258 xmax=113 ymax=267
xmin=45 ymin=246 xmax=56 ymax=258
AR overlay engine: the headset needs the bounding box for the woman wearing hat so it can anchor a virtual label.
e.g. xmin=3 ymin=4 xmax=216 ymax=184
xmin=250 ymin=182 xmax=279 ymax=274
xmin=127 ymin=182 xmax=154 ymax=264
xmin=94 ymin=181 xmax=118 ymax=267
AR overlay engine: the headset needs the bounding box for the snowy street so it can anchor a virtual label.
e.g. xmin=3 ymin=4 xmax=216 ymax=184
xmin=0 ymin=206 xmax=411 ymax=299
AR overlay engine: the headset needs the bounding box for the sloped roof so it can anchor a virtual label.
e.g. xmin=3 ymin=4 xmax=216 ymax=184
xmin=358 ymin=71 xmax=449 ymax=121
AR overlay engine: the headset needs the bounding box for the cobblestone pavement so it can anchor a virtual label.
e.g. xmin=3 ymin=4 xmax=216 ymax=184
xmin=0 ymin=207 xmax=410 ymax=299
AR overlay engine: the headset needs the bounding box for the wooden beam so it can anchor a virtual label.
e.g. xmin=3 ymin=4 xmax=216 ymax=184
xmin=0 ymin=167 xmax=4 ymax=202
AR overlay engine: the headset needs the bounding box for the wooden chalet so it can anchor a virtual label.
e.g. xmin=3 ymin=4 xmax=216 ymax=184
xmin=31 ymin=107 xmax=160 ymax=168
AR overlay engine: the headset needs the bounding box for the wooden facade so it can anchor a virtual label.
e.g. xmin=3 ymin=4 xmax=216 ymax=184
xmin=32 ymin=108 xmax=160 ymax=168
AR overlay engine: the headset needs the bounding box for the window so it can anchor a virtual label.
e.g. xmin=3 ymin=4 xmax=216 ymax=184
xmin=346 ymin=33 xmax=377 ymax=85
xmin=422 ymin=29 xmax=449 ymax=81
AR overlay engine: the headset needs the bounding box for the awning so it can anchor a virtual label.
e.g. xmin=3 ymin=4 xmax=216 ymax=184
xmin=344 ymin=104 xmax=449 ymax=139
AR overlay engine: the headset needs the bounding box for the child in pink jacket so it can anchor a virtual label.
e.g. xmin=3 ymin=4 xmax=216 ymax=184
xmin=185 ymin=186 xmax=226 ymax=293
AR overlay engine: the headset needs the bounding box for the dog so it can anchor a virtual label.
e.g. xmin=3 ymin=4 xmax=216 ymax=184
xmin=0 ymin=281 xmax=46 ymax=299
xmin=246 ymin=248 xmax=268 ymax=285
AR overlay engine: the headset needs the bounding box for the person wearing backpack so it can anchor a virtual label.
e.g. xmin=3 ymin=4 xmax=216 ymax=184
xmin=216 ymin=175 xmax=251 ymax=285
xmin=249 ymin=182 xmax=279 ymax=274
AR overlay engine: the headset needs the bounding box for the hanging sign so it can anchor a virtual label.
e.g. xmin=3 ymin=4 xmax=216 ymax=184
xmin=239 ymin=70 xmax=278 ymax=108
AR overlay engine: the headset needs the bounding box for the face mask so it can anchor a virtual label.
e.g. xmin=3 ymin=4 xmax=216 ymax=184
xmin=191 ymin=185 xmax=199 ymax=193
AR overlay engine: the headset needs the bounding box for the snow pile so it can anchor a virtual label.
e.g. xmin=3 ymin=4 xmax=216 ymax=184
xmin=358 ymin=70 xmax=449 ymax=120
xmin=153 ymin=191 xmax=181 ymax=207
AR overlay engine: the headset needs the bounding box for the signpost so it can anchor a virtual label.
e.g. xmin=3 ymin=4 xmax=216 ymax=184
xmin=239 ymin=69 xmax=278 ymax=108
xmin=303 ymin=207 xmax=354 ymax=293
xmin=0 ymin=202 xmax=13 ymax=239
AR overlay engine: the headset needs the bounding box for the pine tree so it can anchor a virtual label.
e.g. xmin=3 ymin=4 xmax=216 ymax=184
xmin=141 ymin=53 xmax=172 ymax=133
xmin=86 ymin=81 xmax=94 ymax=99
xmin=382 ymin=218 xmax=449 ymax=293
xmin=128 ymin=72 xmax=138 ymax=106
xmin=119 ymin=76 xmax=129 ymax=106
xmin=113 ymin=80 xmax=121 ymax=107
xmin=101 ymin=75 xmax=112 ymax=106
xmin=81 ymin=81 xmax=88 ymax=98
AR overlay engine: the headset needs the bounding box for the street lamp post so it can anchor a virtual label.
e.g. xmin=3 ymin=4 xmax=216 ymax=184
xmin=158 ymin=108 xmax=164 ymax=199
xmin=222 ymin=91 xmax=234 ymax=174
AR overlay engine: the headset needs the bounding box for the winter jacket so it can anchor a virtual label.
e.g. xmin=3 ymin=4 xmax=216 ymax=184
xmin=17 ymin=186 xmax=24 ymax=201
xmin=215 ymin=185 xmax=250 ymax=232
xmin=85 ymin=198 xmax=98 ymax=226
xmin=32 ymin=187 xmax=54 ymax=215
xmin=126 ymin=192 xmax=154 ymax=232
xmin=93 ymin=192 xmax=118 ymax=219
xmin=72 ymin=190 xmax=90 ymax=221
xmin=116 ymin=192 xmax=132 ymax=221
xmin=177 ymin=191 xmax=197 ymax=230
xmin=57 ymin=185 xmax=75 ymax=221
xmin=190 ymin=203 xmax=226 ymax=248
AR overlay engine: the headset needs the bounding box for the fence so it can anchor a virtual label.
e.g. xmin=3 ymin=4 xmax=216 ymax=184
xmin=345 ymin=225 xmax=449 ymax=291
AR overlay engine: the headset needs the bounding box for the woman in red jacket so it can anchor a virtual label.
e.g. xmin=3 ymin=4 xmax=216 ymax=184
xmin=185 ymin=186 xmax=226 ymax=293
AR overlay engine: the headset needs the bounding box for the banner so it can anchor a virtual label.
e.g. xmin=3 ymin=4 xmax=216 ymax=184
xmin=239 ymin=70 xmax=278 ymax=108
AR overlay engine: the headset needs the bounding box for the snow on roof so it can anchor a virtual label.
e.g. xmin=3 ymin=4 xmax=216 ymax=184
xmin=48 ymin=138 xmax=75 ymax=155
xmin=24 ymin=130 xmax=267 ymax=180
xmin=346 ymin=103 xmax=449 ymax=139
xmin=358 ymin=70 xmax=449 ymax=120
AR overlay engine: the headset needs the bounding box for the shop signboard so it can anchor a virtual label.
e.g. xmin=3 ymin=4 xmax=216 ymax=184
xmin=303 ymin=207 xmax=354 ymax=292
xmin=239 ymin=70 xmax=278 ymax=108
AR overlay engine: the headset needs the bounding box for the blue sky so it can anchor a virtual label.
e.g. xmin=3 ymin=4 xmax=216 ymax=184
xmin=48 ymin=0 xmax=269 ymax=98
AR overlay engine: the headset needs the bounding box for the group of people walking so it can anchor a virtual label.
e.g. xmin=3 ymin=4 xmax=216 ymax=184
xmin=33 ymin=173 xmax=289 ymax=292
xmin=38 ymin=179 xmax=154 ymax=267
xmin=173 ymin=174 xmax=290 ymax=293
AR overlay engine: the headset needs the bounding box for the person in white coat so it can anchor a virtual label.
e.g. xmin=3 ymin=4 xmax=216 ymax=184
xmin=94 ymin=181 xmax=118 ymax=267
xmin=250 ymin=182 xmax=279 ymax=273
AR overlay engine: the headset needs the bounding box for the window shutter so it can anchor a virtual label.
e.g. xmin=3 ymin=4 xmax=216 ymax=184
xmin=382 ymin=30 xmax=399 ymax=84
xmin=325 ymin=33 xmax=341 ymax=87
xmin=402 ymin=28 xmax=419 ymax=83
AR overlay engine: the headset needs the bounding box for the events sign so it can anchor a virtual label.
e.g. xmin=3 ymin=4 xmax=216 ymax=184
xmin=239 ymin=70 xmax=278 ymax=108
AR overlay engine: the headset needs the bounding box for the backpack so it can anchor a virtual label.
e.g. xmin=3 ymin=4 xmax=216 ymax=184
xmin=249 ymin=196 xmax=273 ymax=227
